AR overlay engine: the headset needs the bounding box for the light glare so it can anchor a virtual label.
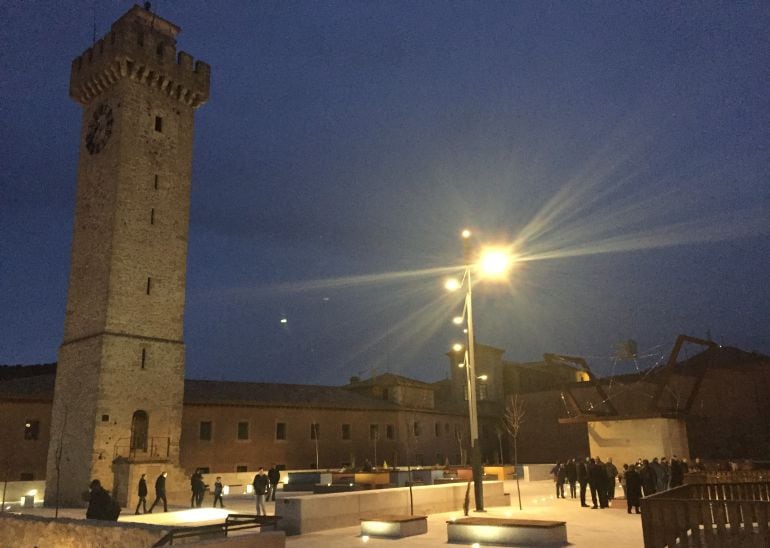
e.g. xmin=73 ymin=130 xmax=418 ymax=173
xmin=479 ymin=248 xmax=513 ymax=278
xmin=445 ymin=278 xmax=461 ymax=291
xmin=452 ymin=343 xmax=464 ymax=352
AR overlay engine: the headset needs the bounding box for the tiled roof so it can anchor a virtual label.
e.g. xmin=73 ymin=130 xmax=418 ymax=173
xmin=184 ymin=379 xmax=405 ymax=410
xmin=343 ymin=372 xmax=436 ymax=390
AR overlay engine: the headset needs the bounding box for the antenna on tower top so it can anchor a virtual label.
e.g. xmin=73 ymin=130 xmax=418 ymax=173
xmin=91 ymin=4 xmax=96 ymax=44
xmin=144 ymin=2 xmax=152 ymax=11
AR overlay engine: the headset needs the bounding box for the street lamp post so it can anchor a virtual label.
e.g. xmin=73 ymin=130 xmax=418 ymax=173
xmin=463 ymin=259 xmax=485 ymax=511
xmin=447 ymin=229 xmax=513 ymax=512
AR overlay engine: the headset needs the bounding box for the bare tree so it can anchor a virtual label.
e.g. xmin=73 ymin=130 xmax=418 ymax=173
xmin=455 ymin=428 xmax=466 ymax=465
xmin=503 ymin=394 xmax=526 ymax=510
xmin=311 ymin=422 xmax=320 ymax=469
xmin=495 ymin=425 xmax=504 ymax=464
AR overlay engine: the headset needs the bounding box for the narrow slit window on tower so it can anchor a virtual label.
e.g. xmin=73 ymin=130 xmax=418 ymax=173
xmin=146 ymin=277 xmax=152 ymax=295
xmin=154 ymin=175 xmax=159 ymax=190
xmin=150 ymin=208 xmax=155 ymax=225
xmin=154 ymin=116 xmax=163 ymax=132
xmin=141 ymin=348 xmax=146 ymax=369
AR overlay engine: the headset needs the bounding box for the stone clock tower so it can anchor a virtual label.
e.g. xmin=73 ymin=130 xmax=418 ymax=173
xmin=45 ymin=5 xmax=209 ymax=506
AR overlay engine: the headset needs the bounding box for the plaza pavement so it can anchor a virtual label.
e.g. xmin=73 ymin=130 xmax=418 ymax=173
xmin=15 ymin=479 xmax=644 ymax=546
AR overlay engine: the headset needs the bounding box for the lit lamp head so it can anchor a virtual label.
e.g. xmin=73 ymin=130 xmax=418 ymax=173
xmin=444 ymin=278 xmax=461 ymax=292
xmin=452 ymin=316 xmax=464 ymax=325
xmin=478 ymin=247 xmax=515 ymax=279
xmin=452 ymin=343 xmax=464 ymax=353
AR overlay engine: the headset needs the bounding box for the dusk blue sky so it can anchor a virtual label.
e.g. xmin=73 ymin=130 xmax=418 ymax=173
xmin=1 ymin=1 xmax=768 ymax=384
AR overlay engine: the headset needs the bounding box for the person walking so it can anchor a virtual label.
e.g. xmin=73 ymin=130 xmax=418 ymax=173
xmin=565 ymin=459 xmax=577 ymax=499
xmin=267 ymin=464 xmax=280 ymax=502
xmin=148 ymin=471 xmax=168 ymax=513
xmin=577 ymin=458 xmax=590 ymax=507
xmin=619 ymin=464 xmax=629 ymax=499
xmin=625 ymin=464 xmax=642 ymax=514
xmin=253 ymin=467 xmax=269 ymax=516
xmin=135 ymin=473 xmax=148 ymax=514
xmin=212 ymin=476 xmax=224 ymax=508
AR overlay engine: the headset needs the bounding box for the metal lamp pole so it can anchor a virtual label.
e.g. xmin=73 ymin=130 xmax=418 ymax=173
xmin=463 ymin=245 xmax=485 ymax=511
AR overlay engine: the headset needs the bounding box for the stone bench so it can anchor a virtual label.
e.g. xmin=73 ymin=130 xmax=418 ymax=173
xmin=447 ymin=517 xmax=567 ymax=546
xmin=360 ymin=515 xmax=428 ymax=538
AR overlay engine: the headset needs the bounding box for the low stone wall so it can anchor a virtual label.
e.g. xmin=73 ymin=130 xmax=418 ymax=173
xmin=280 ymin=480 xmax=510 ymax=535
xmin=0 ymin=513 xmax=168 ymax=548
xmin=523 ymin=464 xmax=554 ymax=481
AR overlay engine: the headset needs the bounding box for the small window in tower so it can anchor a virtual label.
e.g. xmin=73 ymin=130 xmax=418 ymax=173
xmin=154 ymin=175 xmax=159 ymax=190
xmin=20 ymin=472 xmax=34 ymax=481
xmin=141 ymin=348 xmax=146 ymax=369
xmin=155 ymin=116 xmax=163 ymax=132
xmin=101 ymin=414 xmax=110 ymax=422
xmin=236 ymin=465 xmax=248 ymax=473
xmin=199 ymin=421 xmax=212 ymax=441
xmin=146 ymin=277 xmax=152 ymax=295
xmin=341 ymin=424 xmax=351 ymax=440
xmin=150 ymin=208 xmax=155 ymax=225
xmin=386 ymin=424 xmax=395 ymax=440
xmin=275 ymin=422 xmax=287 ymax=440
xmin=24 ymin=420 xmax=40 ymax=440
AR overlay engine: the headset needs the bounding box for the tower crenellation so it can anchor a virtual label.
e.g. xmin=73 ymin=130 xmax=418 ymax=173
xmin=70 ymin=5 xmax=209 ymax=108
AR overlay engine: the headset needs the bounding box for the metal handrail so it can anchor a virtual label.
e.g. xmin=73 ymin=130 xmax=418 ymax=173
xmin=152 ymin=514 xmax=280 ymax=547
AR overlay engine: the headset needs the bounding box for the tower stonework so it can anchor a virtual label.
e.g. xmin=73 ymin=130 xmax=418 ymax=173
xmin=45 ymin=5 xmax=209 ymax=507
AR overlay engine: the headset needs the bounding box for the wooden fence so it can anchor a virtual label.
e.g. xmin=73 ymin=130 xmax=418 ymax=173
xmin=641 ymin=481 xmax=770 ymax=547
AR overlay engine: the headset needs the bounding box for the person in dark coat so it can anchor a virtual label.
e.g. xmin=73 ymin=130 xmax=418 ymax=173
xmin=670 ymin=457 xmax=684 ymax=488
xmin=212 ymin=476 xmax=224 ymax=507
xmin=577 ymin=458 xmax=590 ymax=507
xmin=252 ymin=468 xmax=269 ymax=516
xmin=148 ymin=471 xmax=168 ymax=513
xmin=640 ymin=460 xmax=657 ymax=497
xmin=191 ymin=470 xmax=202 ymax=507
xmin=625 ymin=464 xmax=642 ymax=514
xmin=589 ymin=458 xmax=608 ymax=508
xmin=135 ymin=473 xmax=148 ymax=514
xmin=267 ymin=464 xmax=280 ymax=501
xmin=565 ymin=459 xmax=577 ymax=499
xmin=86 ymin=479 xmax=118 ymax=521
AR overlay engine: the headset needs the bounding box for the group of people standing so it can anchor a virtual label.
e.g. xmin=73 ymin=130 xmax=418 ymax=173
xmin=551 ymin=455 xmax=691 ymax=514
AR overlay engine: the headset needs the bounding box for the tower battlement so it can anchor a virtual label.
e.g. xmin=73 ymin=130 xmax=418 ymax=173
xmin=70 ymin=5 xmax=209 ymax=108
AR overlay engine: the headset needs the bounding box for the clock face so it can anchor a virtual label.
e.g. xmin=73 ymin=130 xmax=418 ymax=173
xmin=85 ymin=104 xmax=114 ymax=155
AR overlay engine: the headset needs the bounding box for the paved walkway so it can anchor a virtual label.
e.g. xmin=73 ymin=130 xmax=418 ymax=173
xmin=14 ymin=480 xmax=644 ymax=546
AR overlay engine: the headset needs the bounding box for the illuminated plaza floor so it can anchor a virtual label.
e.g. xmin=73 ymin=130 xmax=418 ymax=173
xmin=15 ymin=480 xmax=643 ymax=546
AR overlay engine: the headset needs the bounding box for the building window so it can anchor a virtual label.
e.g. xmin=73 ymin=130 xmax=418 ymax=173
xmin=435 ymin=422 xmax=441 ymax=437
xmin=20 ymin=473 xmax=34 ymax=481
xmin=413 ymin=421 xmax=421 ymax=437
xmin=150 ymin=208 xmax=155 ymax=225
xmin=101 ymin=414 xmax=110 ymax=422
xmin=146 ymin=277 xmax=152 ymax=295
xmin=477 ymin=380 xmax=488 ymax=401
xmin=197 ymin=467 xmax=210 ymax=474
xmin=275 ymin=422 xmax=286 ymax=440
xmin=237 ymin=421 xmax=249 ymax=440
xmin=155 ymin=116 xmax=163 ymax=132
xmin=236 ymin=465 xmax=248 ymax=473
xmin=310 ymin=423 xmax=320 ymax=440
xmin=140 ymin=348 xmax=146 ymax=369
xmin=386 ymin=424 xmax=395 ymax=440
xmin=341 ymin=424 xmax=351 ymax=440
xmin=154 ymin=175 xmax=159 ymax=190
xmin=199 ymin=421 xmax=212 ymax=441
xmin=24 ymin=420 xmax=40 ymax=440
xmin=369 ymin=424 xmax=379 ymax=441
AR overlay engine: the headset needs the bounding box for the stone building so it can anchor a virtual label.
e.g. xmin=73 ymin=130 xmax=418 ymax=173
xmin=44 ymin=5 xmax=209 ymax=506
